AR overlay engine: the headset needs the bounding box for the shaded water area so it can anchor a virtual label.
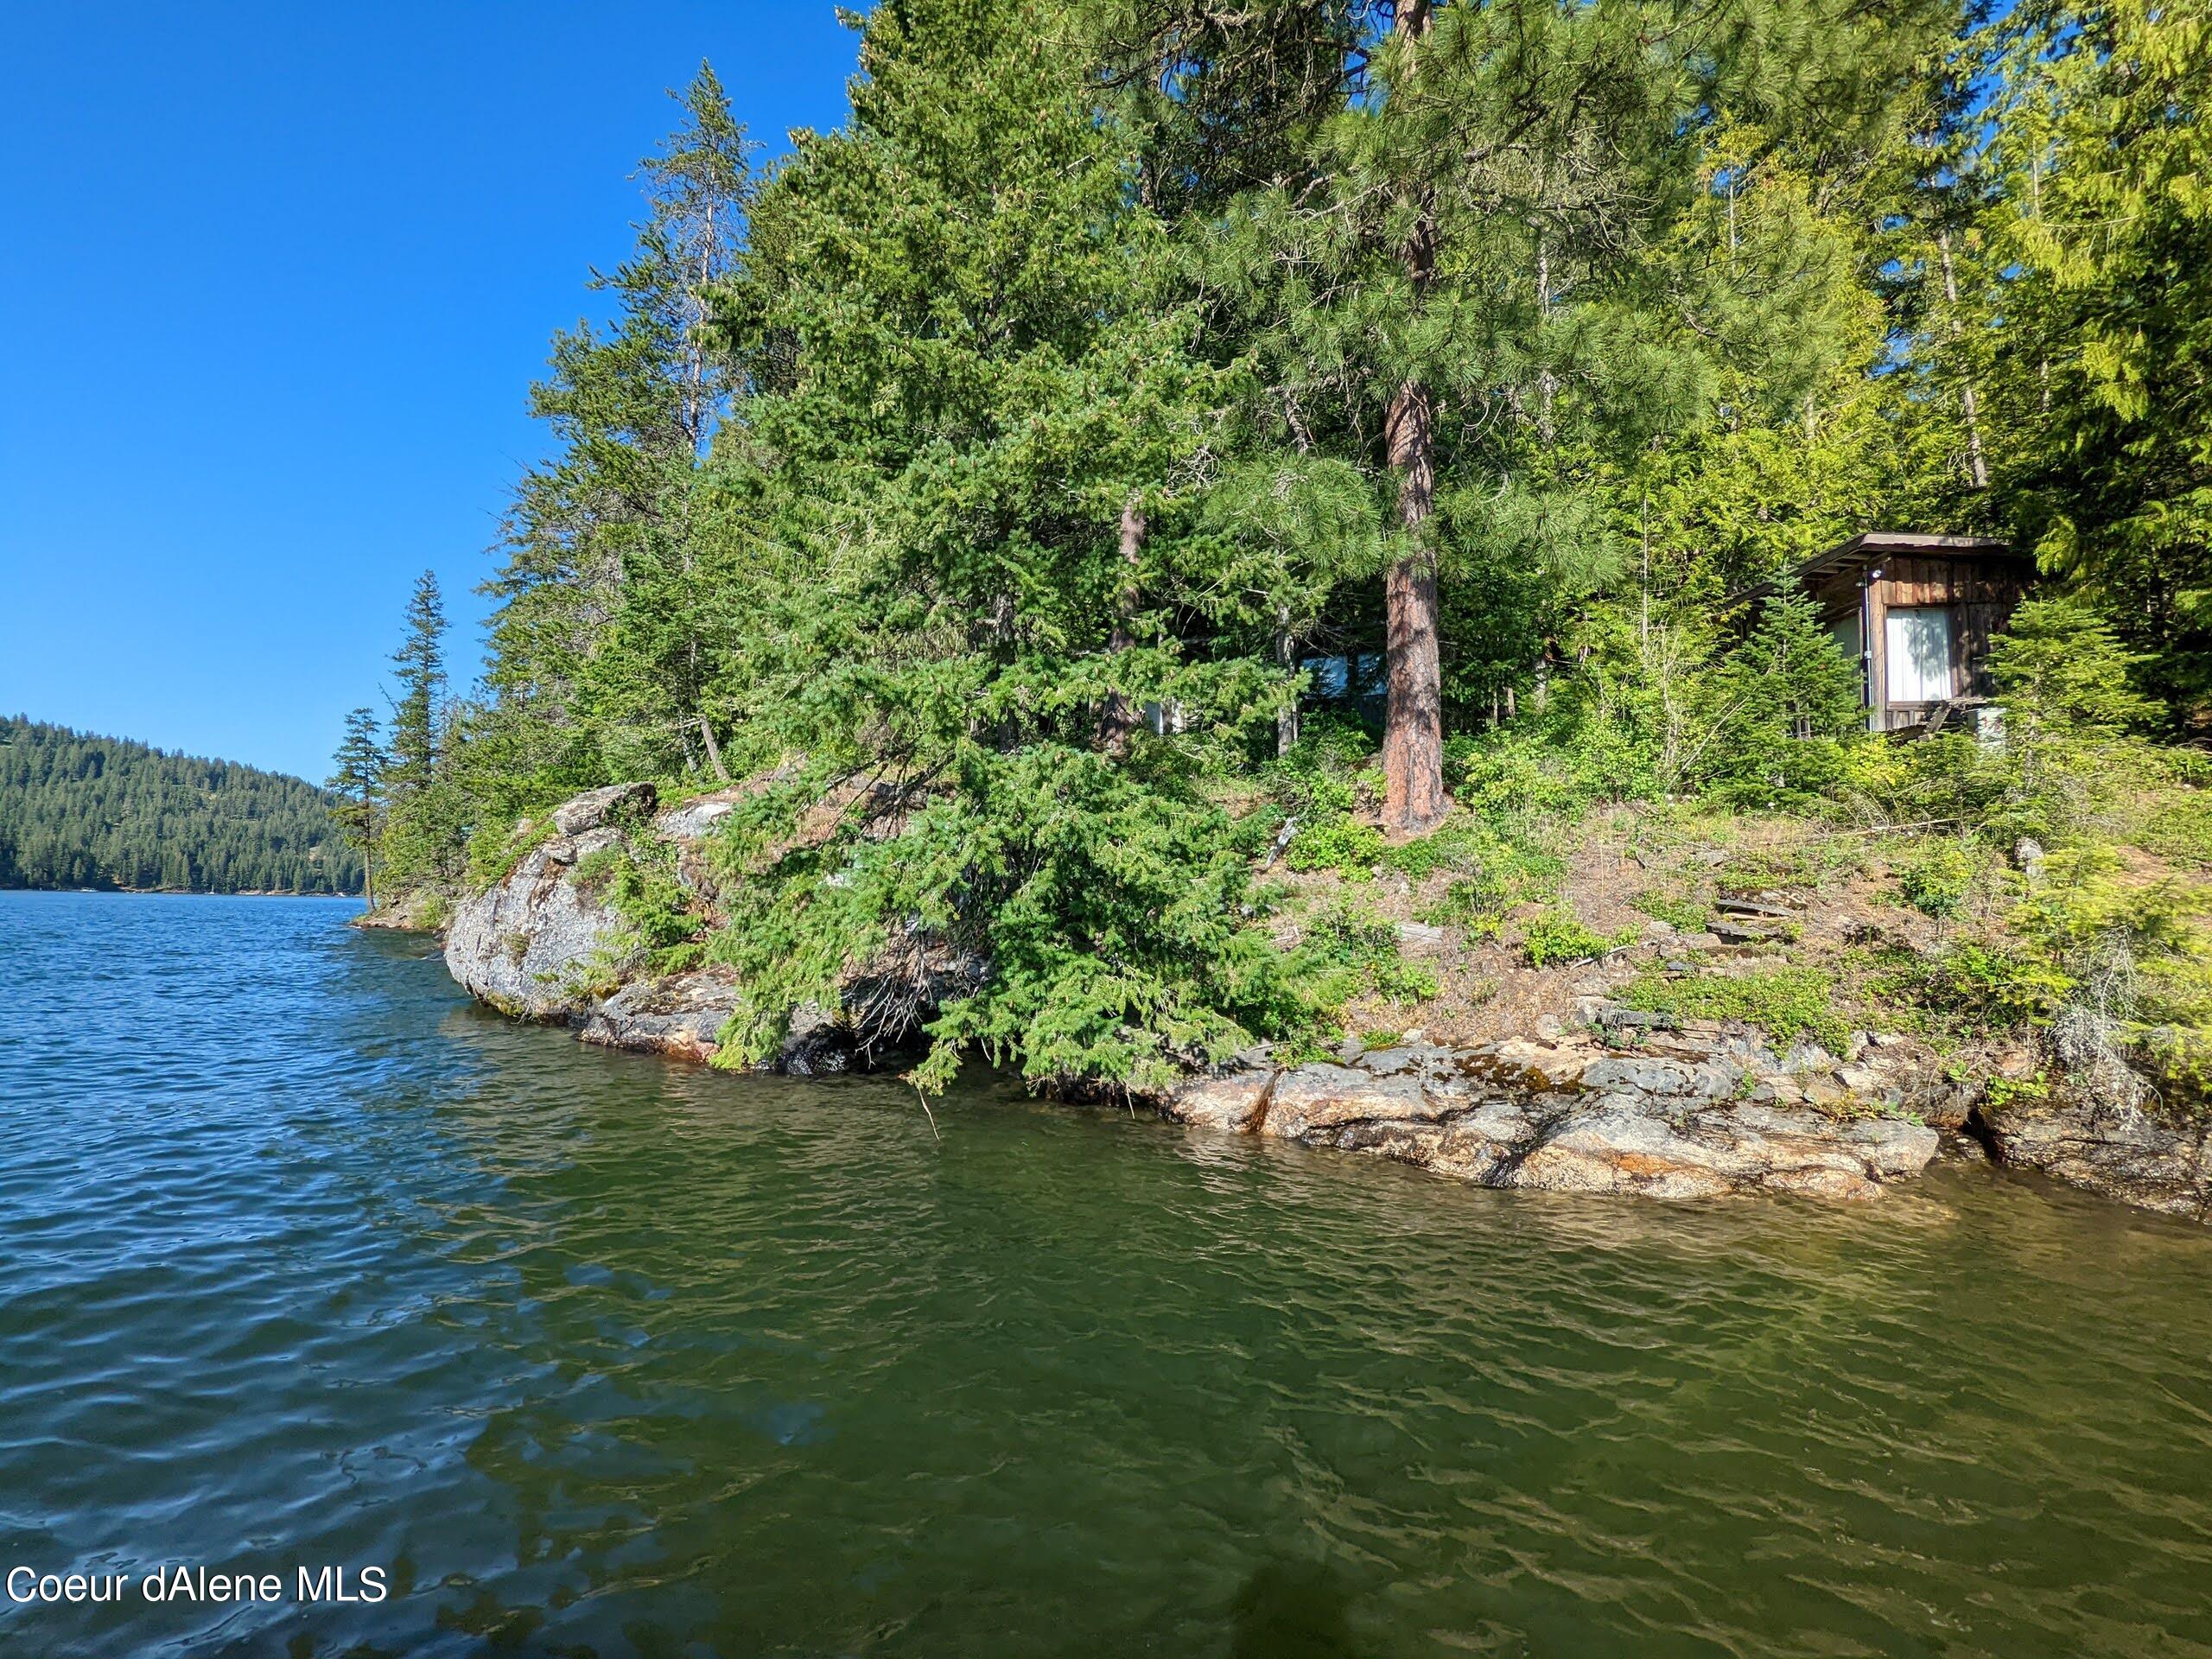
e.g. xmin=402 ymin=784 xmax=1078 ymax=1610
xmin=3 ymin=892 xmax=2210 ymax=1657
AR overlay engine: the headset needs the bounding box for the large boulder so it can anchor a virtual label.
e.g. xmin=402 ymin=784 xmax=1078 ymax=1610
xmin=1981 ymin=1092 xmax=2212 ymax=1222
xmin=578 ymin=969 xmax=862 ymax=1075
xmin=448 ymin=782 xmax=986 ymax=1071
xmin=443 ymin=825 xmax=632 ymax=1021
xmin=580 ymin=964 xmax=744 ymax=1063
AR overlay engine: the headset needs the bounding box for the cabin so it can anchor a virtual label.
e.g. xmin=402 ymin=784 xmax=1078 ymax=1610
xmin=1732 ymin=532 xmax=2037 ymax=734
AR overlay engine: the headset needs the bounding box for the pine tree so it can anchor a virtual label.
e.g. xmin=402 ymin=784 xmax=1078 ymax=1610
xmin=1988 ymin=0 xmax=2212 ymax=711
xmin=326 ymin=707 xmax=385 ymax=906
xmin=1153 ymin=0 xmax=1949 ymax=830
xmin=691 ymin=0 xmax=1310 ymax=1091
xmin=483 ymin=66 xmax=756 ymax=794
xmin=386 ymin=570 xmax=446 ymax=798
xmin=379 ymin=571 xmax=468 ymax=888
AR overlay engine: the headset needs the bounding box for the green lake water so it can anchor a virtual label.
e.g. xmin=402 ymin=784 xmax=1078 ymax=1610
xmin=2 ymin=890 xmax=2209 ymax=1656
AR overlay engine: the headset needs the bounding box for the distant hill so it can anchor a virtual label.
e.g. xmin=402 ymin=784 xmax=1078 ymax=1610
xmin=0 ymin=715 xmax=363 ymax=894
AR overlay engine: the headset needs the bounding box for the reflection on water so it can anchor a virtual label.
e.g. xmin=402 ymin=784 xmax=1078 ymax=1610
xmin=3 ymin=891 xmax=2210 ymax=1657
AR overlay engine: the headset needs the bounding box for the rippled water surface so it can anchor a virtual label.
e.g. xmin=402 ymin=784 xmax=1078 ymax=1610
xmin=3 ymin=892 xmax=2211 ymax=1657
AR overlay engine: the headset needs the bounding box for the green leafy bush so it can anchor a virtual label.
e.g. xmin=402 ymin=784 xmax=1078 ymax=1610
xmin=1285 ymin=817 xmax=1386 ymax=876
xmin=1522 ymin=912 xmax=1628 ymax=968
xmin=1619 ymin=966 xmax=1852 ymax=1052
xmin=1294 ymin=905 xmax=1440 ymax=1008
xmin=1895 ymin=841 xmax=1980 ymax=918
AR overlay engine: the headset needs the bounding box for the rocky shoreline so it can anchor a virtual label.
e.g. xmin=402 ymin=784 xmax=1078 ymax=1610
xmin=410 ymin=784 xmax=2211 ymax=1223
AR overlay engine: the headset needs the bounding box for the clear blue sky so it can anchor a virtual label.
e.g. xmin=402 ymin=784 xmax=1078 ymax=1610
xmin=0 ymin=3 xmax=855 ymax=781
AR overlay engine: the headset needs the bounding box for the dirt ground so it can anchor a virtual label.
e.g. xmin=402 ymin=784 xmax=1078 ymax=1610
xmin=1265 ymin=804 xmax=2027 ymax=1058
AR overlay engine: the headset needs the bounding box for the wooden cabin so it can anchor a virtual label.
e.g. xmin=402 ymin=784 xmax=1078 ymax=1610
xmin=1733 ymin=532 xmax=2037 ymax=733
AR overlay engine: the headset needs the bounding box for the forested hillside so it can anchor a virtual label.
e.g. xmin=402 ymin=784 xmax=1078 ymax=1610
xmin=340 ymin=0 xmax=2212 ymax=1104
xmin=0 ymin=717 xmax=361 ymax=894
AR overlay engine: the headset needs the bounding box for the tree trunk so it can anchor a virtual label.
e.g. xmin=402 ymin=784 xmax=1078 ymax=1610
xmin=1275 ymin=618 xmax=1300 ymax=757
xmin=1936 ymin=229 xmax=1990 ymax=490
xmin=697 ymin=715 xmax=730 ymax=784
xmin=1379 ymin=0 xmax=1447 ymax=836
xmin=1383 ymin=380 xmax=1447 ymax=832
xmin=1101 ymin=498 xmax=1147 ymax=756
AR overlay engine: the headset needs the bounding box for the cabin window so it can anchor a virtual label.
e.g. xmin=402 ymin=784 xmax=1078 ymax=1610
xmin=1828 ymin=614 xmax=1863 ymax=662
xmin=1885 ymin=607 xmax=1956 ymax=704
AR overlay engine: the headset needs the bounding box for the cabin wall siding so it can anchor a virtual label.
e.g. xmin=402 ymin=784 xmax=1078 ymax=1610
xmin=1798 ymin=554 xmax=2035 ymax=730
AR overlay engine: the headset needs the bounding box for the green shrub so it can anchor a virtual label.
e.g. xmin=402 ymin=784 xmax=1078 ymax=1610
xmin=1619 ymin=965 xmax=1852 ymax=1052
xmin=1294 ymin=905 xmax=1440 ymax=1008
xmin=1418 ymin=830 xmax=1567 ymax=929
xmin=570 ymin=838 xmax=706 ymax=975
xmin=1379 ymin=815 xmax=1491 ymax=880
xmin=1426 ymin=874 xmax=1515 ymax=931
xmin=1864 ymin=938 xmax=2056 ymax=1033
xmin=1262 ymin=715 xmax=1376 ymax=820
xmin=1895 ymin=841 xmax=1980 ymax=918
xmin=1286 ymin=817 xmax=1386 ymax=876
xmin=1522 ymin=912 xmax=1628 ymax=969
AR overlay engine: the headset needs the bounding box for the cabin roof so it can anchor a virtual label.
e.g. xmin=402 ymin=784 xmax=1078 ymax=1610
xmin=1728 ymin=532 xmax=2021 ymax=607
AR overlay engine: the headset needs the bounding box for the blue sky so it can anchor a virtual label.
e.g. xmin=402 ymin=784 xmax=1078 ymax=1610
xmin=0 ymin=3 xmax=854 ymax=781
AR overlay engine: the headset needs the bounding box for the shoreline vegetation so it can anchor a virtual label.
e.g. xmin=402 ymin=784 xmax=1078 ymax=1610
xmin=336 ymin=1 xmax=2212 ymax=1223
xmin=2 ymin=715 xmax=360 ymax=896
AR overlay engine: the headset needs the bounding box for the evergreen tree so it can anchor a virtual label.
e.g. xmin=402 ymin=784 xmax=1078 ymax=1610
xmin=1987 ymin=0 xmax=2212 ymax=710
xmin=386 ymin=570 xmax=446 ymax=797
xmin=1150 ymin=0 xmax=1949 ymax=829
xmin=325 ymin=707 xmax=385 ymax=906
xmin=380 ymin=571 xmax=467 ymax=887
xmin=483 ymin=65 xmax=756 ymax=796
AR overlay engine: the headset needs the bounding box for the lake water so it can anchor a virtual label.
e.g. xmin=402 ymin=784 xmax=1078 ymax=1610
xmin=2 ymin=891 xmax=2209 ymax=1657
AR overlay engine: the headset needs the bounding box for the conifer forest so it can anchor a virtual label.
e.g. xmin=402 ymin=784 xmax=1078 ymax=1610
xmin=337 ymin=0 xmax=2212 ymax=1100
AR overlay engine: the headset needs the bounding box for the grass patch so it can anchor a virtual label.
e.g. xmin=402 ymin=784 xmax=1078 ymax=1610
xmin=1522 ymin=912 xmax=1635 ymax=969
xmin=1713 ymin=846 xmax=1820 ymax=896
xmin=2133 ymin=787 xmax=2212 ymax=870
xmin=1420 ymin=835 xmax=1567 ymax=931
xmin=1630 ymin=887 xmax=1708 ymax=931
xmin=1618 ymin=965 xmax=1853 ymax=1053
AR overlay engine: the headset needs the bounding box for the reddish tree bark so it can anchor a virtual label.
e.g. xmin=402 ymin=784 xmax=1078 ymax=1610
xmin=1381 ymin=0 xmax=1447 ymax=835
xmin=1382 ymin=381 xmax=1446 ymax=832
